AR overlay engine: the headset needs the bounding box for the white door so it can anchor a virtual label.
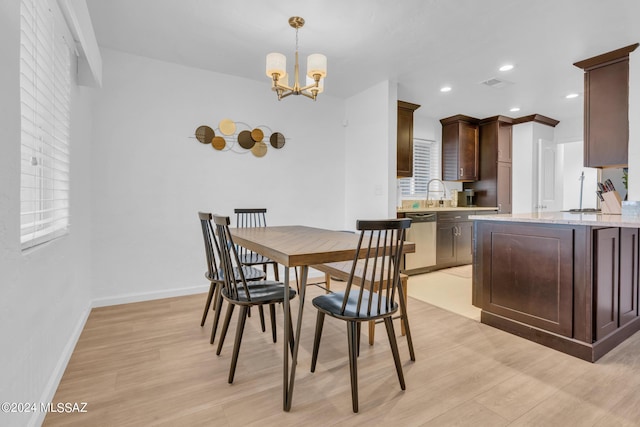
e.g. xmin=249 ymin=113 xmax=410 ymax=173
xmin=536 ymin=139 xmax=560 ymax=212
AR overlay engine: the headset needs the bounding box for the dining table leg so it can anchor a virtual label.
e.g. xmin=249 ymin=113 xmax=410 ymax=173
xmin=283 ymin=265 xmax=308 ymax=411
xmin=283 ymin=267 xmax=289 ymax=410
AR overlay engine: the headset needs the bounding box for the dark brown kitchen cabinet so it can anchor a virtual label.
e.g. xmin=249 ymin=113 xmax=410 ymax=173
xmin=574 ymin=43 xmax=638 ymax=168
xmin=466 ymin=116 xmax=513 ymax=213
xmin=594 ymin=227 xmax=640 ymax=340
xmin=397 ymin=101 xmax=421 ymax=177
xmin=474 ymin=220 xmax=640 ymax=362
xmin=440 ymin=115 xmax=479 ymax=181
xmin=436 ymin=222 xmax=456 ymax=265
xmin=496 ymin=162 xmax=512 ymax=214
xmin=436 ymin=212 xmax=473 ymax=266
xmin=594 ymin=227 xmax=620 ymax=340
xmin=479 ymin=222 xmax=576 ymax=338
xmin=619 ymin=228 xmax=639 ymax=327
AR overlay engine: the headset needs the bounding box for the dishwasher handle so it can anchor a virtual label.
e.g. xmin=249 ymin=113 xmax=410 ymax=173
xmin=406 ymin=213 xmax=436 ymax=222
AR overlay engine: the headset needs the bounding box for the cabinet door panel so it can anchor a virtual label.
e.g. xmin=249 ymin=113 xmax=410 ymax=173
xmin=441 ymin=117 xmax=479 ymax=181
xmin=585 ymin=60 xmax=629 ymax=167
xmin=459 ymin=122 xmax=479 ymax=180
xmin=457 ymin=221 xmax=473 ymax=265
xmin=619 ymin=228 xmax=639 ymax=327
xmin=594 ymin=227 xmax=620 ymax=340
xmin=397 ymin=107 xmax=414 ymax=177
xmin=498 ymin=124 xmax=512 ymax=162
xmin=442 ymin=123 xmax=460 ymax=181
xmin=436 ymin=223 xmax=456 ymax=265
xmin=497 ymin=162 xmax=512 ymax=214
xmin=483 ymin=225 xmax=574 ymax=337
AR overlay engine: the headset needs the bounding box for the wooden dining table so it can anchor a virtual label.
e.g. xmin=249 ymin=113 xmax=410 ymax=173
xmin=230 ymin=225 xmax=415 ymax=411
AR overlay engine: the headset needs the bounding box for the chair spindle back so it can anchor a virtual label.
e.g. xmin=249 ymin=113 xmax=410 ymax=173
xmin=234 ymin=208 xmax=267 ymax=228
xmin=234 ymin=208 xmax=267 ymax=260
xmin=341 ymin=219 xmax=411 ymax=317
xmin=213 ymin=214 xmax=251 ymax=303
xmin=198 ymin=212 xmax=222 ymax=280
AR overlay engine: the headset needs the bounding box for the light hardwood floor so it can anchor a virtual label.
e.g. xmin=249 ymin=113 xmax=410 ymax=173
xmin=44 ymin=281 xmax=640 ymax=426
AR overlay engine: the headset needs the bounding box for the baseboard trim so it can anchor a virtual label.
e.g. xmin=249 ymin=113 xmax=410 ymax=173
xmin=91 ymin=284 xmax=209 ymax=308
xmin=29 ymin=302 xmax=92 ymax=427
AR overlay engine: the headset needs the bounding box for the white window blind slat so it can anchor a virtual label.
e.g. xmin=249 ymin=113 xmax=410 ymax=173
xmin=398 ymin=139 xmax=442 ymax=199
xmin=20 ymin=0 xmax=72 ymax=250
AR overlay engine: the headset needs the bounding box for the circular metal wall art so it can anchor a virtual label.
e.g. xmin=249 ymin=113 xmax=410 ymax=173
xmin=251 ymin=141 xmax=268 ymax=157
xmin=270 ymin=132 xmax=286 ymax=149
xmin=219 ymin=118 xmax=236 ymax=136
xmin=251 ymin=128 xmax=264 ymax=142
xmin=211 ymin=136 xmax=226 ymax=150
xmin=195 ymin=125 xmax=215 ymax=144
xmin=238 ymin=130 xmax=256 ymax=149
xmin=193 ymin=120 xmax=285 ymax=157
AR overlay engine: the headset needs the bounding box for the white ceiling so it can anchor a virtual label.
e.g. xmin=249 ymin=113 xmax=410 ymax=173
xmin=85 ymin=0 xmax=640 ymax=122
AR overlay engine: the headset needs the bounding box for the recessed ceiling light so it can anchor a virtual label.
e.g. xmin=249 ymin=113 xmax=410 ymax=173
xmin=499 ymin=64 xmax=514 ymax=72
xmin=510 ymin=107 xmax=520 ymax=112
xmin=566 ymin=93 xmax=579 ymax=99
xmin=440 ymin=86 xmax=452 ymax=92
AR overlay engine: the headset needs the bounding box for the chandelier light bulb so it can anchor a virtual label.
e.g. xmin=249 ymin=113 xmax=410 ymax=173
xmin=266 ymin=53 xmax=287 ymax=79
xmin=307 ymin=54 xmax=327 ymax=78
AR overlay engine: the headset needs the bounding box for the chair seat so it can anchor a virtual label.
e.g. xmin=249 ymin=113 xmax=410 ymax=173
xmin=238 ymin=252 xmax=275 ymax=266
xmin=312 ymin=290 xmax=398 ymax=321
xmin=222 ymin=281 xmax=297 ymax=305
xmin=206 ymin=266 xmax=265 ymax=283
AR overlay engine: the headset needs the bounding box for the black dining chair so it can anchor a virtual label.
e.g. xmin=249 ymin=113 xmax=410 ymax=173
xmin=198 ymin=212 xmax=275 ymax=345
xmin=309 ymin=218 xmax=412 ymax=413
xmin=212 ymin=214 xmax=297 ymax=383
xmin=234 ymin=208 xmax=280 ymax=281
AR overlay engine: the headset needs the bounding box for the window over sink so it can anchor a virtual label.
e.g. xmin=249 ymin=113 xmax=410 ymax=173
xmin=398 ymin=138 xmax=442 ymax=199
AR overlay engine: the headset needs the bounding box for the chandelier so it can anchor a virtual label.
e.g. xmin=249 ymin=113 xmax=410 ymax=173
xmin=265 ymin=16 xmax=327 ymax=101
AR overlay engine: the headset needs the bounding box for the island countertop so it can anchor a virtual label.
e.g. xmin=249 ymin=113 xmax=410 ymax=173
xmin=470 ymin=211 xmax=640 ymax=228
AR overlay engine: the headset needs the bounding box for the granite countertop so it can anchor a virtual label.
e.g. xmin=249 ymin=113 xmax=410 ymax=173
xmin=470 ymin=211 xmax=640 ymax=227
xmin=397 ymin=206 xmax=498 ymax=213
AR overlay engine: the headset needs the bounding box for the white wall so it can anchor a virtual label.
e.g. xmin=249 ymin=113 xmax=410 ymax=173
xmin=0 ymin=1 xmax=94 ymax=426
xmin=560 ymin=141 xmax=598 ymax=210
xmin=554 ymin=115 xmax=582 ymax=144
xmin=90 ymin=49 xmax=347 ymax=304
xmin=343 ymin=80 xmax=396 ymax=229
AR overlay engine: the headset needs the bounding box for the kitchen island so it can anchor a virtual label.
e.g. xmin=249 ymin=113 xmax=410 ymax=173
xmin=471 ymin=211 xmax=640 ymax=362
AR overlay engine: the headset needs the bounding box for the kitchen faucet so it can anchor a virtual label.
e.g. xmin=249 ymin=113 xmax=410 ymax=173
xmin=426 ymin=179 xmax=447 ymax=206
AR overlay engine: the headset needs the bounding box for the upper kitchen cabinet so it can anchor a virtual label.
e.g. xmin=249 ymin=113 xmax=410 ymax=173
xmin=466 ymin=116 xmax=513 ymax=213
xmin=574 ymin=43 xmax=638 ymax=168
xmin=397 ymin=101 xmax=421 ymax=177
xmin=440 ymin=115 xmax=479 ymax=181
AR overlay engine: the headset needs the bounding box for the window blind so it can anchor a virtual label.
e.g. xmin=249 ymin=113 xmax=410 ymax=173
xmin=20 ymin=0 xmax=72 ymax=249
xmin=398 ymin=139 xmax=441 ymax=198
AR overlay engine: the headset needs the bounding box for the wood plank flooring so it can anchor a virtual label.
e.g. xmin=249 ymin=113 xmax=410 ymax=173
xmin=44 ymin=282 xmax=640 ymax=426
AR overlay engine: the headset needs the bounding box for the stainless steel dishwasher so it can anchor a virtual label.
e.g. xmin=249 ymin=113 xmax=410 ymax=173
xmin=404 ymin=212 xmax=437 ymax=273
